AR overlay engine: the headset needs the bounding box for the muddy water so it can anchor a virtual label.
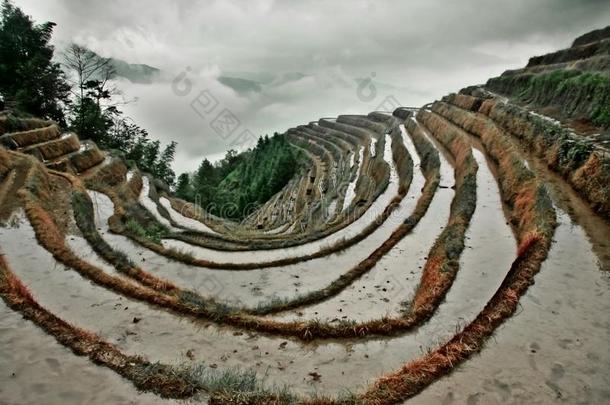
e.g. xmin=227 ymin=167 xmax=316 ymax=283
xmin=88 ymin=172 xmax=412 ymax=309
xmin=0 ymin=216 xmax=436 ymax=396
xmin=341 ymin=145 xmax=364 ymax=212
xmin=351 ymin=132 xmax=517 ymax=339
xmin=272 ymin=126 xmax=449 ymax=322
xmin=414 ymin=209 xmax=610 ymax=405
xmin=436 ymin=146 xmax=516 ymax=316
xmin=66 ymin=233 xmax=133 ymax=282
xmin=160 ymin=136 xmax=398 ymax=264
xmin=138 ymin=177 xmax=181 ymax=232
xmin=128 ymin=138 xmax=509 ymax=394
xmin=348 ymin=150 xmax=355 ymax=169
xmin=88 ymin=140 xmax=418 ymax=309
xmin=0 ymin=301 xmax=178 ymax=405
xmin=411 ymin=116 xmax=610 ymax=404
xmin=0 ymin=127 xmax=520 ymax=399
xmin=84 ymin=125 xmax=517 ymax=394
xmin=0 ymin=194 xmax=512 ymax=399
xmin=505 ymin=129 xmax=610 ymax=271
xmin=384 ymin=134 xmax=399 ymax=185
xmin=370 ymin=137 xmax=378 ymax=158
xmin=158 ymin=196 xmax=218 ymax=235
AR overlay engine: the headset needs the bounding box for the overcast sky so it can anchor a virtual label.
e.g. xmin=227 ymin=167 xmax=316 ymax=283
xmin=13 ymin=0 xmax=610 ymax=173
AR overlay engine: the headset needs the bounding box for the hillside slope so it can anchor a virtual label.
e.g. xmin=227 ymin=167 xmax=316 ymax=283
xmin=0 ymin=27 xmax=608 ymax=405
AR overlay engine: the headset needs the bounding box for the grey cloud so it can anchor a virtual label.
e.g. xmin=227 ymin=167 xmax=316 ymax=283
xmin=12 ymin=0 xmax=610 ymax=173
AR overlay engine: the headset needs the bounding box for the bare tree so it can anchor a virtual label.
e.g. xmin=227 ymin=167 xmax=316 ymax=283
xmin=63 ymin=44 xmax=127 ymax=138
xmin=63 ymin=43 xmax=120 ymax=107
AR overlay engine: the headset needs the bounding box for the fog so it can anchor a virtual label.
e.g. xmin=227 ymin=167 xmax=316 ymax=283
xmin=13 ymin=0 xmax=610 ymax=173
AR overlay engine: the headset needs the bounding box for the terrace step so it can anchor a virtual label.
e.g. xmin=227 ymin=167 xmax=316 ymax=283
xmin=45 ymin=140 xmax=106 ymax=174
xmin=1 ymin=26 xmax=609 ymax=404
xmin=0 ymin=169 xmax=16 ymax=212
xmin=79 ymin=155 xmax=125 ymax=183
xmin=0 ymin=115 xmax=54 ymax=136
xmin=21 ymin=132 xmax=81 ymax=161
xmin=0 ymin=124 xmax=61 ymax=149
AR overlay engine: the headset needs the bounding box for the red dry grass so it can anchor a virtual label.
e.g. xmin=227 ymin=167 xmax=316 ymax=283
xmin=19 ymin=139 xmax=461 ymax=341
xmin=0 ymin=263 xmax=35 ymax=304
xmin=517 ymin=230 xmax=542 ymax=257
xmin=571 ymin=153 xmax=610 ymax=215
xmin=411 ymin=255 xmax=445 ymax=310
xmin=0 ymin=149 xmax=11 ymax=176
xmin=0 ymin=254 xmax=196 ymax=399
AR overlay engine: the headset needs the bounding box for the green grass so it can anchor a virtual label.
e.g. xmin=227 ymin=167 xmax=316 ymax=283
xmin=187 ymin=364 xmax=296 ymax=403
xmin=557 ymin=138 xmax=594 ymax=170
xmin=179 ymin=133 xmax=306 ymax=220
xmin=125 ymin=218 xmax=168 ymax=244
xmin=487 ymin=70 xmax=610 ymax=128
xmin=177 ymin=290 xmax=235 ymax=321
xmin=593 ymin=102 xmax=610 ymax=127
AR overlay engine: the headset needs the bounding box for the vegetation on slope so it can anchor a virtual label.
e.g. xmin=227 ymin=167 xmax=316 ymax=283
xmin=176 ymin=134 xmax=303 ymax=220
xmin=486 ymin=69 xmax=610 ymax=128
xmin=62 ymin=43 xmax=178 ymax=185
xmin=0 ymin=0 xmax=69 ymax=123
xmin=2 ymin=22 xmax=607 ymax=404
xmin=448 ymin=89 xmax=610 ymax=218
xmin=0 ymin=1 xmax=177 ymax=185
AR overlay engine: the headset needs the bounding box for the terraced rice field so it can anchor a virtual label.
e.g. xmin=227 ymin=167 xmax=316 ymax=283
xmin=1 ymin=30 xmax=609 ymax=405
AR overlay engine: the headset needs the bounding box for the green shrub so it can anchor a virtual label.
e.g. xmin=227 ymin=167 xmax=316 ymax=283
xmin=558 ymin=139 xmax=594 ymax=170
xmin=125 ymin=218 xmax=168 ymax=244
xmin=488 ymin=70 xmax=610 ymax=128
xmin=182 ymin=133 xmax=305 ymax=220
xmin=593 ymin=102 xmax=610 ymax=128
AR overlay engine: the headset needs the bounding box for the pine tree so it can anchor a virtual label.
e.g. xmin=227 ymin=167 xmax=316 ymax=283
xmin=175 ymin=133 xmax=301 ymax=220
xmin=175 ymin=173 xmax=192 ymax=200
xmin=142 ymin=140 xmax=160 ymax=173
xmin=157 ymin=141 xmax=177 ymax=186
xmin=0 ymin=0 xmax=69 ymax=122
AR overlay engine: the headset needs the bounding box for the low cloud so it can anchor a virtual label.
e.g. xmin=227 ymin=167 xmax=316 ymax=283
xmin=13 ymin=0 xmax=610 ymax=173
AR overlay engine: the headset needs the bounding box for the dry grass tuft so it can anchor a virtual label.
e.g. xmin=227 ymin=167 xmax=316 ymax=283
xmin=517 ymin=230 xmax=542 ymax=258
xmin=0 ymin=263 xmax=35 ymax=304
xmin=0 ymin=254 xmax=198 ymax=399
xmin=23 ymin=133 xmax=81 ymax=161
xmin=0 ymin=103 xmax=566 ymax=403
xmin=337 ymin=102 xmax=556 ymax=404
xmin=6 ymin=124 xmax=60 ymax=147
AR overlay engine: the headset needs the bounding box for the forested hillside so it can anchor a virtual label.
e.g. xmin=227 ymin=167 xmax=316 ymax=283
xmin=1 ymin=1 xmax=609 ymax=403
xmin=0 ymin=1 xmax=176 ymax=184
xmin=176 ymin=133 xmax=303 ymax=219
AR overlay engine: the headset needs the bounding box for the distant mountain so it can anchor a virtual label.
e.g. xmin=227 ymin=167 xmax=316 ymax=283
xmin=72 ymin=47 xmax=161 ymax=84
xmin=217 ymin=71 xmax=415 ymax=98
xmin=217 ymin=76 xmax=263 ymax=94
xmin=268 ymin=72 xmax=307 ymax=87
xmin=217 ymin=71 xmax=308 ymax=95
xmin=109 ymin=58 xmax=160 ymax=84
